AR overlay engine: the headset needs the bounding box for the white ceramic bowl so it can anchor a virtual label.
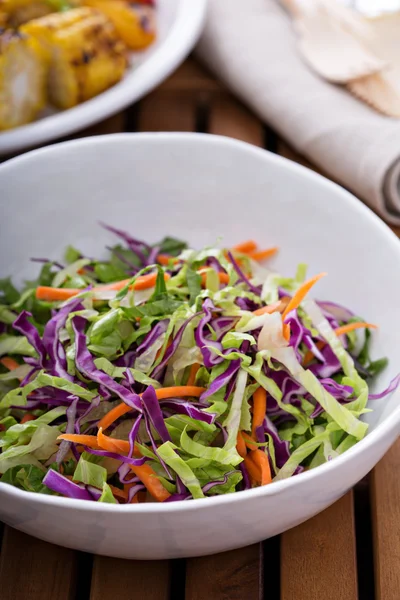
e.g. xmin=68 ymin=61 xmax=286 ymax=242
xmin=1 ymin=133 xmax=400 ymax=559
xmin=0 ymin=0 xmax=207 ymax=156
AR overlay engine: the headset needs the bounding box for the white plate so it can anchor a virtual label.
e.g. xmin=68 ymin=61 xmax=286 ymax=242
xmin=1 ymin=133 xmax=400 ymax=559
xmin=0 ymin=0 xmax=207 ymax=156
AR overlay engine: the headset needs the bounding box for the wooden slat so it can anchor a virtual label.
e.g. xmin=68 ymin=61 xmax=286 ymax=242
xmin=0 ymin=526 xmax=78 ymax=600
xmin=138 ymin=91 xmax=197 ymax=132
xmin=159 ymin=57 xmax=222 ymax=93
xmin=185 ymin=544 xmax=263 ymax=600
xmin=90 ymin=556 xmax=170 ymax=600
xmin=281 ymin=492 xmax=358 ymax=600
xmin=371 ymin=439 xmax=400 ymax=600
xmin=70 ymin=112 xmax=126 ymax=139
xmin=209 ymin=95 xmax=264 ymax=147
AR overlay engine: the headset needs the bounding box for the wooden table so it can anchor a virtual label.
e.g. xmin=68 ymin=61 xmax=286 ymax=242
xmin=1 ymin=57 xmax=400 ymax=600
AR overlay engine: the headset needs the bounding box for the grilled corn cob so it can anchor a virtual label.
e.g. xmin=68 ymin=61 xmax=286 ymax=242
xmin=22 ymin=8 xmax=127 ymax=109
xmin=82 ymin=0 xmax=155 ymax=50
xmin=0 ymin=29 xmax=48 ymax=129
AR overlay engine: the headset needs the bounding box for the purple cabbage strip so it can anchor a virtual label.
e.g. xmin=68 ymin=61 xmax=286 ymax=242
xmin=317 ymin=301 xmax=354 ymax=323
xmin=308 ymin=344 xmax=342 ymax=378
xmin=128 ymin=414 xmax=143 ymax=457
xmin=100 ymin=223 xmax=150 ymax=263
xmin=200 ymin=359 xmax=241 ymax=401
xmin=202 ymin=470 xmax=237 ymax=494
xmin=136 ymin=319 xmax=169 ymax=354
xmin=114 ymin=350 xmax=136 ymax=368
xmin=211 ymin=316 xmax=238 ymax=341
xmin=106 ymin=246 xmax=139 ymax=274
xmin=124 ymin=369 xmax=135 ymax=387
xmin=118 ymin=462 xmax=140 ymax=485
xmin=369 ymin=373 xmax=400 ymax=400
xmin=227 ymin=251 xmax=260 ymax=295
xmin=152 ymin=314 xmax=199 ymax=379
xmin=42 ymin=298 xmax=83 ymax=380
xmin=164 ymin=492 xmax=192 ymax=502
xmin=263 ymin=416 xmax=291 ymax=469
xmin=239 ymin=463 xmax=251 ymax=490
xmin=147 ymin=245 xmax=160 ymax=266
xmin=83 ymin=446 xmax=147 ymax=466
xmin=56 ymin=397 xmax=79 ymax=464
xmin=72 ymin=316 xmax=142 ymax=412
xmin=235 ymin=297 xmax=261 ymax=312
xmin=20 ymin=367 xmax=39 ymax=387
xmin=303 ymin=335 xmax=326 ymax=364
xmin=128 ymin=484 xmax=145 ymax=502
xmin=75 ymin=395 xmax=101 ymax=434
xmin=31 ymin=257 xmax=64 ymax=269
xmin=43 ymin=469 xmax=94 ymax=501
xmin=13 ymin=311 xmax=46 ymax=366
xmin=194 ymin=298 xmax=224 ymax=368
xmin=160 ymin=400 xmax=215 ymax=424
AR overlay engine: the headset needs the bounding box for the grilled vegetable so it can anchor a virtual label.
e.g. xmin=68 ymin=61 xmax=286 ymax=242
xmin=82 ymin=0 xmax=155 ymax=50
xmin=0 ymin=29 xmax=48 ymax=129
xmin=22 ymin=7 xmax=127 ymax=109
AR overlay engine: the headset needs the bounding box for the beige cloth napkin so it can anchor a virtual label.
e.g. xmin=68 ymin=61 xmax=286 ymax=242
xmin=195 ymin=0 xmax=400 ymax=225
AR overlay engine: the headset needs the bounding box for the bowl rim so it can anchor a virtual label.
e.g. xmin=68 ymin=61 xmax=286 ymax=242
xmin=0 ymin=0 xmax=208 ymax=156
xmin=1 ymin=131 xmax=400 ymax=513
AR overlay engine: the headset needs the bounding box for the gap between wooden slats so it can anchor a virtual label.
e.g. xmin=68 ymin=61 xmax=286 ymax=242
xmin=371 ymin=439 xmax=400 ymax=600
xmin=90 ymin=556 xmax=170 ymax=600
xmin=0 ymin=526 xmax=78 ymax=600
xmin=137 ymin=91 xmax=198 ymax=132
xmin=281 ymin=492 xmax=358 ymax=600
xmin=208 ymin=95 xmax=264 ymax=147
xmin=185 ymin=544 xmax=263 ymax=600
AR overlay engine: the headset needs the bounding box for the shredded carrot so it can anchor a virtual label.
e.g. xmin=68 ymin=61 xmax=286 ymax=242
xmin=157 ymin=254 xmax=178 ymax=266
xmin=236 ymin=431 xmax=247 ymax=458
xmin=247 ymin=247 xmax=279 ymax=262
xmin=98 ymin=386 xmax=206 ymax=430
xmin=252 ymin=388 xmax=267 ymax=440
xmin=303 ymin=322 xmax=377 ymax=367
xmin=252 ymin=302 xmax=282 ymax=317
xmin=20 ymin=414 xmax=36 ymax=424
xmin=335 ymin=322 xmax=377 ymax=337
xmin=187 ymin=363 xmax=201 ymax=386
xmin=232 ymin=241 xmax=258 ymax=254
xmin=249 ymin=449 xmax=272 ymax=485
xmin=130 ymin=463 xmax=171 ymax=502
xmin=97 ymin=428 xmax=132 ymax=455
xmin=35 ymin=273 xmax=170 ymax=302
xmin=57 ymin=433 xmax=100 ymax=449
xmin=242 ymin=431 xmax=258 ymax=450
xmin=0 ymin=356 xmax=20 ymax=371
xmin=244 ymin=454 xmax=261 ymax=484
xmin=283 ymin=323 xmax=291 ymax=342
xmin=199 ymin=270 xmax=230 ymax=287
xmin=108 ymin=483 xmax=128 ymax=502
xmin=282 ymin=273 xmax=327 ymax=321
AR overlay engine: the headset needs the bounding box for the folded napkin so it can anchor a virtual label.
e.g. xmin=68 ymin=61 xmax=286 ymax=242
xmin=196 ymin=0 xmax=400 ymax=225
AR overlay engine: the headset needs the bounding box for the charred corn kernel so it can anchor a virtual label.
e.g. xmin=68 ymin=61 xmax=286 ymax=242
xmin=0 ymin=30 xmax=48 ymax=130
xmin=82 ymin=0 xmax=155 ymax=50
xmin=22 ymin=8 xmax=127 ymax=110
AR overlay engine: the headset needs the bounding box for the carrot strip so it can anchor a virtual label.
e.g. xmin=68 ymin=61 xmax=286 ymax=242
xmin=335 ymin=322 xmax=377 ymax=337
xmin=252 ymin=388 xmax=267 ymax=440
xmin=244 ymin=454 xmax=261 ymax=484
xmin=0 ymin=357 xmax=20 ymax=371
xmin=130 ymin=463 xmax=171 ymax=502
xmin=157 ymin=254 xmax=178 ymax=266
xmin=247 ymin=247 xmax=278 ymax=262
xmin=232 ymin=241 xmax=258 ymax=254
xmin=35 ymin=273 xmax=170 ymax=302
xmin=98 ymin=386 xmax=206 ymax=430
xmin=242 ymin=431 xmax=258 ymax=450
xmin=97 ymin=428 xmax=131 ymax=454
xmin=283 ymin=323 xmax=291 ymax=342
xmin=57 ymin=433 xmax=100 ymax=449
xmin=282 ymin=273 xmax=327 ymax=321
xmin=252 ymin=302 xmax=282 ymax=317
xmin=236 ymin=431 xmax=247 ymax=458
xmin=249 ymin=449 xmax=272 ymax=485
xmin=187 ymin=363 xmax=200 ymax=386
xmin=108 ymin=483 xmax=128 ymax=502
xmin=20 ymin=414 xmax=36 ymax=424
